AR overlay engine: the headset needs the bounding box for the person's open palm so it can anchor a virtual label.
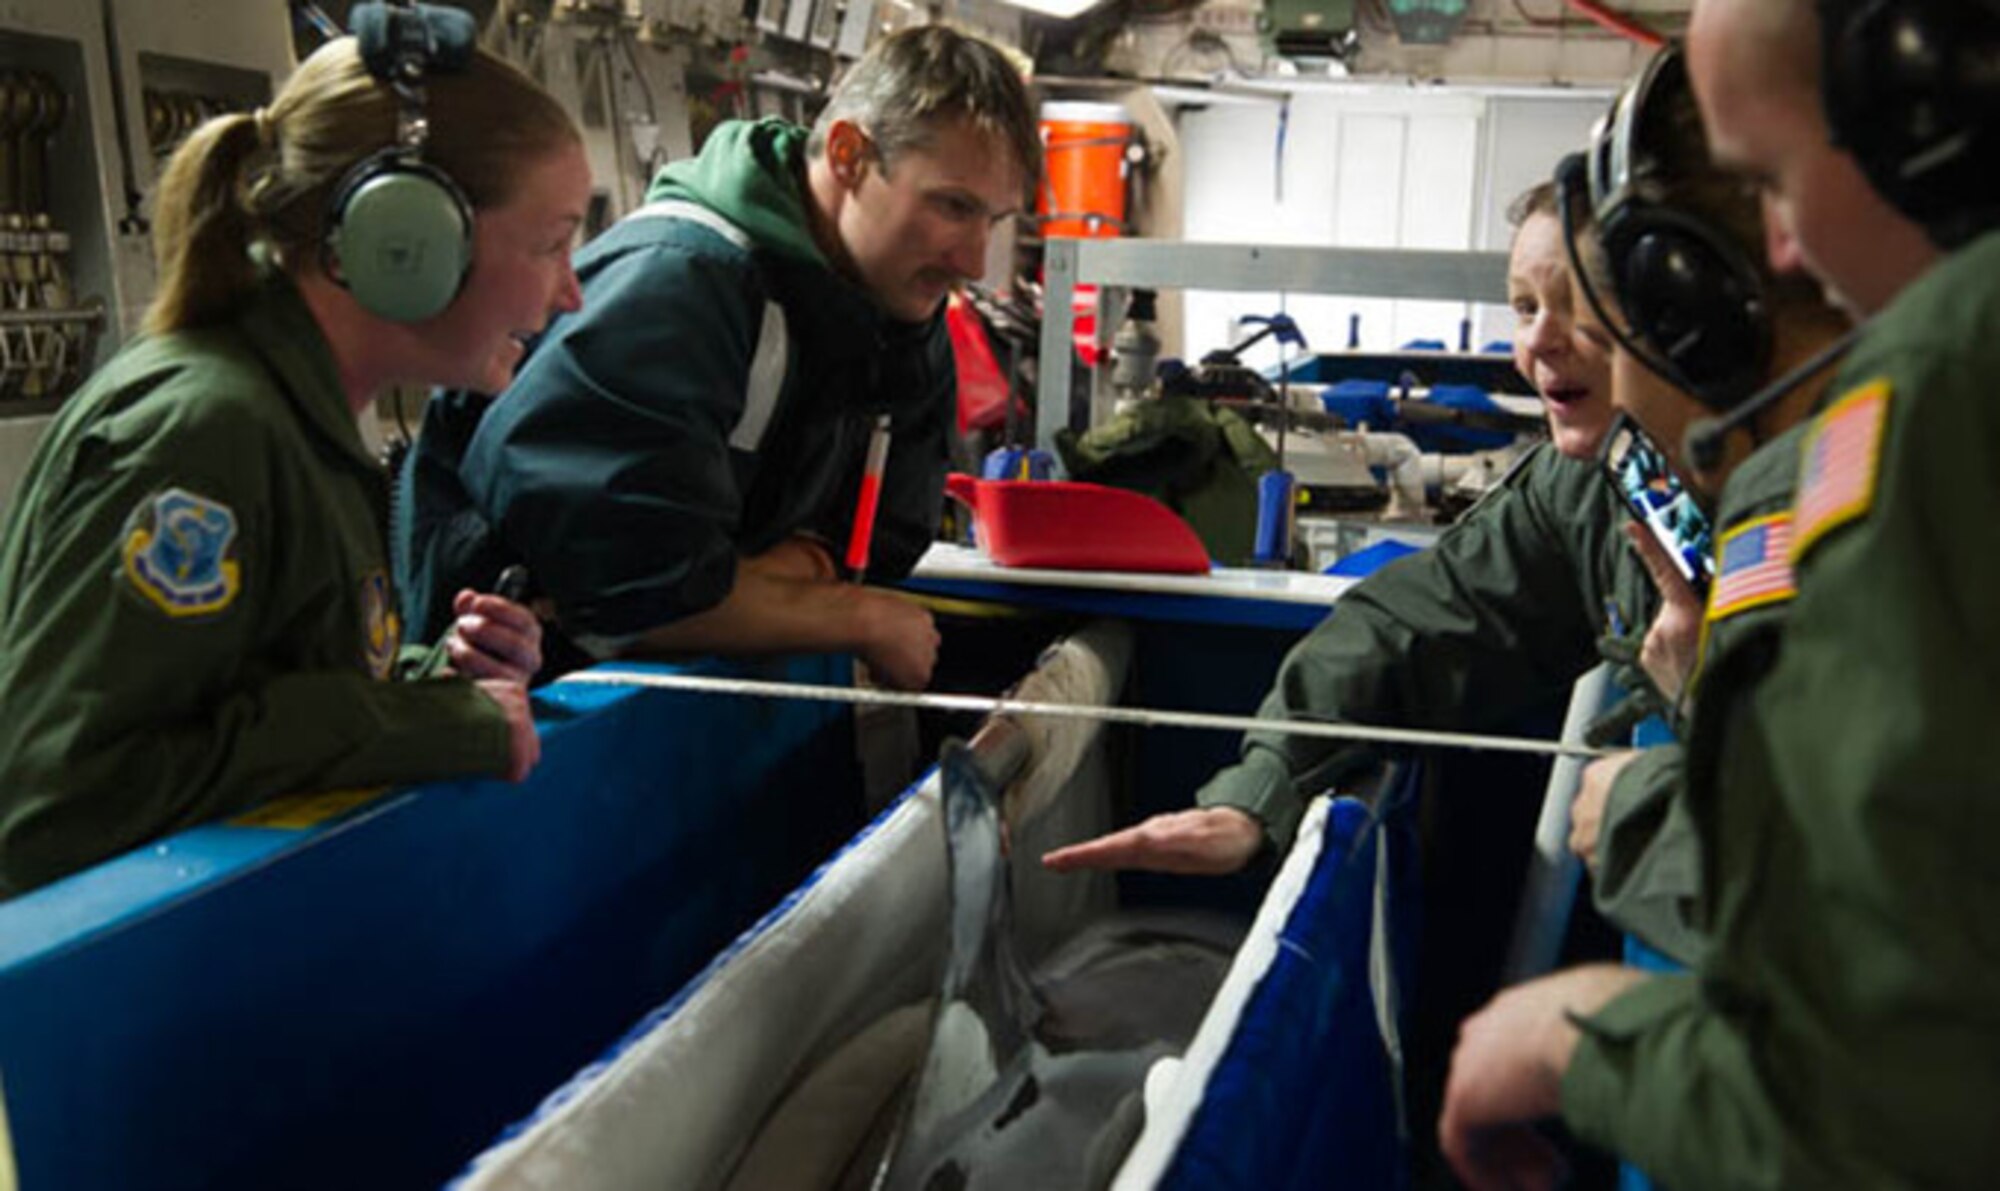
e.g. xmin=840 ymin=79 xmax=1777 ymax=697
xmin=1041 ymin=807 xmax=1263 ymax=875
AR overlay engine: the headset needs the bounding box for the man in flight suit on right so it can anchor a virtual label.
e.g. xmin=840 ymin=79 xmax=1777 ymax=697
xmin=1441 ymin=2 xmax=2000 ymax=1187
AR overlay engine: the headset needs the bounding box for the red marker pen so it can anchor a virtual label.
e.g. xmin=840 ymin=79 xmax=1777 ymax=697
xmin=844 ymin=413 xmax=893 ymax=581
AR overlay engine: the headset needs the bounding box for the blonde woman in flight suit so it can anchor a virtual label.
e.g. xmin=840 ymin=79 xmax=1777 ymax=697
xmin=0 ymin=9 xmax=586 ymax=897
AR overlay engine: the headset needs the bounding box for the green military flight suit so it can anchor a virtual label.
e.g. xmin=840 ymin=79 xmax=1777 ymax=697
xmin=1565 ymin=231 xmax=2000 ymax=1188
xmin=0 ymin=276 xmax=511 ymax=898
xmin=1198 ymin=442 xmax=1662 ymax=852
xmin=1589 ymin=423 xmax=1806 ymax=967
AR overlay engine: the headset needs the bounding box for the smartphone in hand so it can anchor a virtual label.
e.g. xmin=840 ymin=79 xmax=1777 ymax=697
xmin=1598 ymin=414 xmax=1715 ymax=597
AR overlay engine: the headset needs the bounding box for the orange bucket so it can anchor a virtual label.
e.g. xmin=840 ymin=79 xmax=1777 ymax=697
xmin=1037 ymin=101 xmax=1132 ymax=239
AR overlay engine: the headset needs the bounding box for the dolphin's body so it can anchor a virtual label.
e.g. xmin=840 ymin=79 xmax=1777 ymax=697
xmin=725 ymin=741 xmax=1242 ymax=1191
xmin=871 ymin=742 xmax=1241 ymax=1191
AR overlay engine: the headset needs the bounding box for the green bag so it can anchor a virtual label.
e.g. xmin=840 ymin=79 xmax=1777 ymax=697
xmin=1055 ymin=396 xmax=1279 ymax=565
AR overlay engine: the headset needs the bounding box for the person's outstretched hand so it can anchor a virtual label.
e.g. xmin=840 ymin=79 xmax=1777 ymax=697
xmin=1041 ymin=806 xmax=1263 ymax=875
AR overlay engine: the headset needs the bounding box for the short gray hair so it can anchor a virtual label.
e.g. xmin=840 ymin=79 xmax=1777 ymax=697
xmin=809 ymin=25 xmax=1041 ymax=197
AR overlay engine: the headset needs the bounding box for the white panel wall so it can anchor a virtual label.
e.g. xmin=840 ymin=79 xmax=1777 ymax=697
xmin=1176 ymin=84 xmax=1606 ymax=371
xmin=1326 ymin=110 xmax=1407 ymax=359
xmin=1471 ymin=94 xmax=1611 ymax=346
xmin=1178 ymin=99 xmax=1294 ymax=374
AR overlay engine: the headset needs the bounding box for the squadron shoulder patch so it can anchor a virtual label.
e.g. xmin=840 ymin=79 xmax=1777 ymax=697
xmin=1792 ymin=380 xmax=1891 ymax=563
xmin=1707 ymin=512 xmax=1796 ymax=623
xmin=360 ymin=570 xmax=401 ymax=680
xmin=121 ymin=487 xmax=241 ymax=617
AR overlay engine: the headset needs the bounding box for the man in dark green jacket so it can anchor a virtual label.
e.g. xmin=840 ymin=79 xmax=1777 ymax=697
xmin=1443 ymin=3 xmax=2000 ymax=1186
xmin=397 ymin=26 xmax=1039 ymax=689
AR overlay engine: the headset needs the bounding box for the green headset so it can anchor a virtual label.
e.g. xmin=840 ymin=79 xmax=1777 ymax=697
xmin=1818 ymin=0 xmax=2000 ymax=250
xmin=324 ymin=1 xmax=478 ymax=322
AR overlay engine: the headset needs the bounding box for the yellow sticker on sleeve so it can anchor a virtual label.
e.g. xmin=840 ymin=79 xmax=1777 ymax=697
xmin=361 ymin=571 xmax=401 ymax=680
xmin=230 ymin=787 xmax=390 ymax=830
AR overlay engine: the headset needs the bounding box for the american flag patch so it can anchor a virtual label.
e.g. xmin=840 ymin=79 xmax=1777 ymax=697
xmin=1707 ymin=513 xmax=1796 ymax=622
xmin=1793 ymin=380 xmax=1891 ymax=563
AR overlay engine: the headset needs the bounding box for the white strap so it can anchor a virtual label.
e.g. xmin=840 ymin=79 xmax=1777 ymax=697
xmin=552 ymin=669 xmax=1616 ymax=761
xmin=623 ymin=198 xmax=753 ymax=250
xmin=732 ymin=300 xmax=788 ymax=452
xmin=621 ymin=198 xmax=788 ymax=452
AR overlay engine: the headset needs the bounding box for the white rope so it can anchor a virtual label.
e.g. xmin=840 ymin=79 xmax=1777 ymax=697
xmin=551 ymin=669 xmax=1616 ymax=761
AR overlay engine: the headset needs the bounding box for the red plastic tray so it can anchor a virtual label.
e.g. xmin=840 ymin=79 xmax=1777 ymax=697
xmin=945 ymin=474 xmax=1212 ymax=574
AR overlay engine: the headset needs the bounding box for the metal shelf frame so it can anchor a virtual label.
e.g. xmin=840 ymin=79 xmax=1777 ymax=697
xmin=1035 ymin=237 xmax=1512 ymax=453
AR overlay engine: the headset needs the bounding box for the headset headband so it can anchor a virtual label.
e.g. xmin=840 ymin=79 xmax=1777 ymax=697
xmin=1563 ymin=45 xmax=1774 ymax=410
xmin=324 ymin=3 xmax=480 ymax=323
xmin=352 ymin=1 xmax=477 ymax=155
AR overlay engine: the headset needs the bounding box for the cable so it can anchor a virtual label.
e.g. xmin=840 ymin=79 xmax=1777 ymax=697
xmin=1563 ymin=0 xmax=1667 ymax=47
xmin=1684 ymin=325 xmax=1864 ymax=472
xmin=1555 ymin=152 xmax=1688 ymax=399
xmin=1509 ymin=0 xmax=1564 ymax=28
xmin=292 ymin=1 xmax=345 ymax=43
xmin=552 ymin=669 xmax=1619 ymax=761
xmin=616 ymin=27 xmax=660 ymax=126
xmin=99 ymin=0 xmax=148 ymax=234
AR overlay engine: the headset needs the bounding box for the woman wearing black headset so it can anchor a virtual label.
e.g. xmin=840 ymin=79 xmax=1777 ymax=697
xmin=1040 ymin=173 xmax=1700 ymax=1191
xmin=1557 ymin=46 xmax=1853 ymax=951
xmin=0 ymin=13 xmax=586 ymax=898
xmin=1439 ymin=43 xmax=1900 ymax=1191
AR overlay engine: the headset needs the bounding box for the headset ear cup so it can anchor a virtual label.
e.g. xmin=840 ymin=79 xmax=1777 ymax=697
xmin=325 ymin=153 xmax=473 ymax=323
xmin=1604 ymin=209 xmax=1773 ymax=410
xmin=1820 ymin=0 xmax=2000 ymax=247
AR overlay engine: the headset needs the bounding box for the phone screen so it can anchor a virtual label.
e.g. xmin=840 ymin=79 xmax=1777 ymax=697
xmin=1599 ymin=416 xmax=1715 ymax=597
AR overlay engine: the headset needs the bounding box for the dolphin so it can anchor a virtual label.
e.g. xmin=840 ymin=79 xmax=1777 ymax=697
xmin=867 ymin=740 xmax=1241 ymax=1191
